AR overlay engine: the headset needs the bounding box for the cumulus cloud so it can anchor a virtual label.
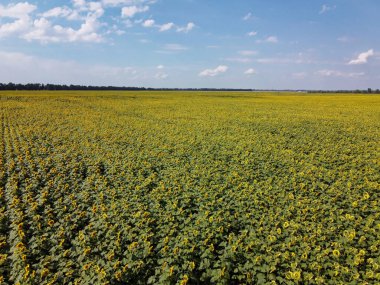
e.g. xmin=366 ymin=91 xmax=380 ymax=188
xmin=72 ymin=0 xmax=88 ymax=11
xmin=153 ymin=21 xmax=195 ymax=33
xmin=121 ymin=5 xmax=149 ymax=18
xmin=159 ymin=22 xmax=174 ymax=32
xmin=244 ymin=68 xmax=256 ymax=75
xmin=176 ymin=22 xmax=195 ymax=33
xmin=0 ymin=2 xmax=36 ymax=38
xmin=0 ymin=18 xmax=30 ymax=38
xmin=0 ymin=0 xmax=192 ymax=44
xmin=266 ymin=36 xmax=278 ymax=43
xmin=319 ymin=4 xmax=336 ymax=14
xmin=199 ymin=65 xmax=228 ymax=77
xmin=87 ymin=2 xmax=105 ymax=17
xmin=42 ymin=6 xmax=76 ymax=19
xmin=142 ymin=19 xmax=155 ymax=27
xmin=22 ymin=17 xmax=56 ymax=43
xmin=0 ymin=2 xmax=37 ymax=18
xmin=106 ymin=24 xmax=125 ymax=35
xmin=0 ymin=1 xmax=106 ymax=43
xmin=140 ymin=20 xmax=194 ymax=33
xmin=348 ymin=49 xmax=374 ymax=65
xmin=53 ymin=19 xmax=103 ymax=43
xmin=247 ymin=31 xmax=257 ymax=37
xmin=21 ymin=14 xmax=104 ymax=43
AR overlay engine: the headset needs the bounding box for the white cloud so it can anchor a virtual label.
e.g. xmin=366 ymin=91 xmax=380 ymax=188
xmin=159 ymin=22 xmax=174 ymax=32
xmin=72 ymin=0 xmax=87 ymax=10
xmin=0 ymin=18 xmax=31 ymax=38
xmin=348 ymin=49 xmax=374 ymax=65
xmin=0 ymin=2 xmax=37 ymax=19
xmin=247 ymin=31 xmax=257 ymax=37
xmin=244 ymin=68 xmax=256 ymax=75
xmin=87 ymin=2 xmax=104 ymax=18
xmin=0 ymin=1 xmax=190 ymax=46
xmin=199 ymin=65 xmax=228 ymax=77
xmin=266 ymin=36 xmax=278 ymax=43
xmin=142 ymin=19 xmax=155 ymax=27
xmin=121 ymin=5 xmax=149 ymax=18
xmin=239 ymin=50 xmax=257 ymax=56
xmin=139 ymin=20 xmax=194 ymax=33
xmin=152 ymin=21 xmax=195 ymax=33
xmin=42 ymin=7 xmax=73 ymax=19
xmin=29 ymin=17 xmax=103 ymax=43
xmin=243 ymin=12 xmax=252 ymax=21
xmin=0 ymin=2 xmax=36 ymax=38
xmin=22 ymin=18 xmax=58 ymax=43
xmin=319 ymin=4 xmax=336 ymax=14
xmin=0 ymin=0 xmax=193 ymax=44
xmin=316 ymin=69 xmax=365 ymax=77
xmin=106 ymin=24 xmax=125 ymax=35
xmin=177 ymin=22 xmax=195 ymax=33
xmin=52 ymin=17 xmax=104 ymax=43
xmin=0 ymin=1 xmax=106 ymax=43
xmin=157 ymin=65 xmax=164 ymax=69
xmin=257 ymin=36 xmax=278 ymax=43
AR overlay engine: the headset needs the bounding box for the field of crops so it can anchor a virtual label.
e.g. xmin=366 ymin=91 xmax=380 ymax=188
xmin=0 ymin=91 xmax=379 ymax=284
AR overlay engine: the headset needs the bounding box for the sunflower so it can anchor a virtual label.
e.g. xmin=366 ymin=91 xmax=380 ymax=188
xmin=332 ymin=249 xmax=340 ymax=258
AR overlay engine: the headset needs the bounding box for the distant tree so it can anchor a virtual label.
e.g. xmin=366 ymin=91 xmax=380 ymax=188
xmin=6 ymin=82 xmax=16 ymax=90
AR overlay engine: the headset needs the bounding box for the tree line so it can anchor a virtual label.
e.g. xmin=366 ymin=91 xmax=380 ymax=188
xmin=0 ymin=82 xmax=148 ymax=91
xmin=0 ymin=82 xmax=379 ymax=93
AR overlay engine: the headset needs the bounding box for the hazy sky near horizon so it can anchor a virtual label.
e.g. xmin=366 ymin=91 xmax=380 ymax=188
xmin=0 ymin=0 xmax=379 ymax=89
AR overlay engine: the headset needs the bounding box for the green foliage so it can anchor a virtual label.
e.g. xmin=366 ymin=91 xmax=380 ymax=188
xmin=0 ymin=91 xmax=379 ymax=284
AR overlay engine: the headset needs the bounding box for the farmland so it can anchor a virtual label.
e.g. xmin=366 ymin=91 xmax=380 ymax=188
xmin=0 ymin=91 xmax=379 ymax=284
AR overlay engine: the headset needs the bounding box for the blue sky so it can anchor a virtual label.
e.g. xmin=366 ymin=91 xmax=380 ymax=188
xmin=0 ymin=0 xmax=379 ymax=89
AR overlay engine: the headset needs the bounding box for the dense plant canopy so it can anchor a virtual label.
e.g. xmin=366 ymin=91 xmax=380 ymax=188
xmin=0 ymin=91 xmax=379 ymax=284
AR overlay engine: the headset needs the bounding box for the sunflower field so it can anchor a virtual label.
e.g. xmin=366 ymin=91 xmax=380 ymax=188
xmin=0 ymin=91 xmax=379 ymax=284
